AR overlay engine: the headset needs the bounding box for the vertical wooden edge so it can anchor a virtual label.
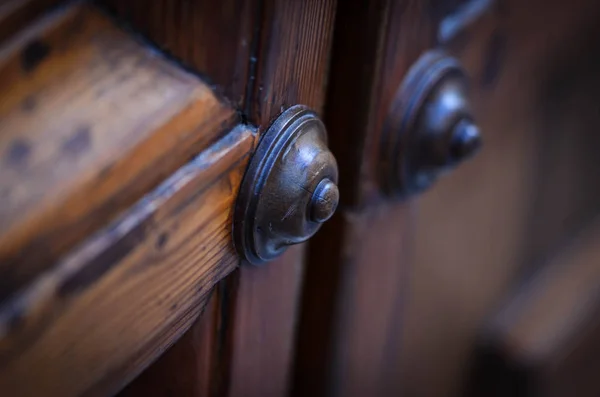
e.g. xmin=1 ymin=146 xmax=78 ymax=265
xmin=292 ymin=0 xmax=429 ymax=395
xmin=215 ymin=1 xmax=338 ymax=397
xmin=117 ymin=289 xmax=220 ymax=397
xmin=98 ymin=0 xmax=258 ymax=106
xmin=250 ymin=0 xmax=337 ymax=126
xmin=293 ymin=202 xmax=414 ymax=397
xmin=292 ymin=213 xmax=347 ymax=397
xmin=320 ymin=0 xmax=391 ymax=206
xmin=224 ymin=245 xmax=306 ymax=397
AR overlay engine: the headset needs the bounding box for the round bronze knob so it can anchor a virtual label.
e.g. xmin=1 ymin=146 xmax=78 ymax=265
xmin=233 ymin=105 xmax=339 ymax=265
xmin=380 ymin=50 xmax=482 ymax=197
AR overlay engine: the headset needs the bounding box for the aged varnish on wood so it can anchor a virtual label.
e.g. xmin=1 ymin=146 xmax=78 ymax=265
xmin=0 ymin=3 xmax=256 ymax=396
xmin=0 ymin=4 xmax=237 ymax=302
xmin=113 ymin=1 xmax=338 ymax=397
xmin=4 ymin=1 xmax=600 ymax=397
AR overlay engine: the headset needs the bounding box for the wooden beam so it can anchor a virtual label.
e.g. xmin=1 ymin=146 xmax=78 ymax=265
xmin=0 ymin=4 xmax=237 ymax=301
xmin=0 ymin=124 xmax=255 ymax=397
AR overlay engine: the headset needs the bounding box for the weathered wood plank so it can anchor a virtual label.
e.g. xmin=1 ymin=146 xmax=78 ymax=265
xmin=248 ymin=0 xmax=337 ymax=127
xmin=0 ymin=124 xmax=255 ymax=397
xmin=0 ymin=4 xmax=237 ymax=301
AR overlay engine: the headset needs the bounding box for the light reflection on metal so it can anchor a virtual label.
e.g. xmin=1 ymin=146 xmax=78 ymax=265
xmin=233 ymin=105 xmax=339 ymax=265
xmin=380 ymin=50 xmax=482 ymax=198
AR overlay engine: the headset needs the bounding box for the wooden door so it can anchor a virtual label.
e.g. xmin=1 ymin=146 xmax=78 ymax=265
xmin=103 ymin=1 xmax=338 ymax=396
xmin=0 ymin=3 xmax=253 ymax=396
xmin=295 ymin=0 xmax=600 ymax=396
xmin=396 ymin=1 xmax=600 ymax=396
xmin=0 ymin=0 xmax=338 ymax=396
xmin=3 ymin=1 xmax=600 ymax=397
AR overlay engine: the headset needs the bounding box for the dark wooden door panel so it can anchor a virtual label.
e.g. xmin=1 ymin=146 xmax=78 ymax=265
xmin=294 ymin=1 xmax=458 ymax=395
xmin=223 ymin=3 xmax=336 ymax=397
xmin=4 ymin=1 xmax=600 ymax=397
xmin=400 ymin=0 xmax=600 ymax=396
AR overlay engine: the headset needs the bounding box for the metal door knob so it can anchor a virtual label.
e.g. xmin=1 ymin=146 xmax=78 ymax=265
xmin=233 ymin=105 xmax=339 ymax=265
xmin=380 ymin=50 xmax=482 ymax=197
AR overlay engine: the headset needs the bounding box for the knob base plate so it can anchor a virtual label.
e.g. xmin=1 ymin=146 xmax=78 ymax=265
xmin=233 ymin=105 xmax=339 ymax=265
xmin=380 ymin=50 xmax=476 ymax=198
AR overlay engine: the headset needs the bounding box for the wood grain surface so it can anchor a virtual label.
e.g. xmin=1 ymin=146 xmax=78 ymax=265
xmin=119 ymin=2 xmax=339 ymax=396
xmin=0 ymin=124 xmax=255 ymax=397
xmin=319 ymin=0 xmax=435 ymax=206
xmin=155 ymin=2 xmax=338 ymax=396
xmin=104 ymin=1 xmax=600 ymax=397
xmin=118 ymin=290 xmax=223 ymax=397
xmin=222 ymin=2 xmax=337 ymax=397
xmin=0 ymin=4 xmax=237 ymax=302
xmin=225 ymin=245 xmax=306 ymax=397
xmin=100 ymin=0 xmax=257 ymax=106
xmin=6 ymin=3 xmax=599 ymax=397
xmin=247 ymin=0 xmax=337 ymax=127
xmin=295 ymin=204 xmax=413 ymax=397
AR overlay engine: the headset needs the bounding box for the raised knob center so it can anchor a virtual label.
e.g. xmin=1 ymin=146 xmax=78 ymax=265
xmin=309 ymin=178 xmax=339 ymax=223
xmin=449 ymin=118 xmax=482 ymax=163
